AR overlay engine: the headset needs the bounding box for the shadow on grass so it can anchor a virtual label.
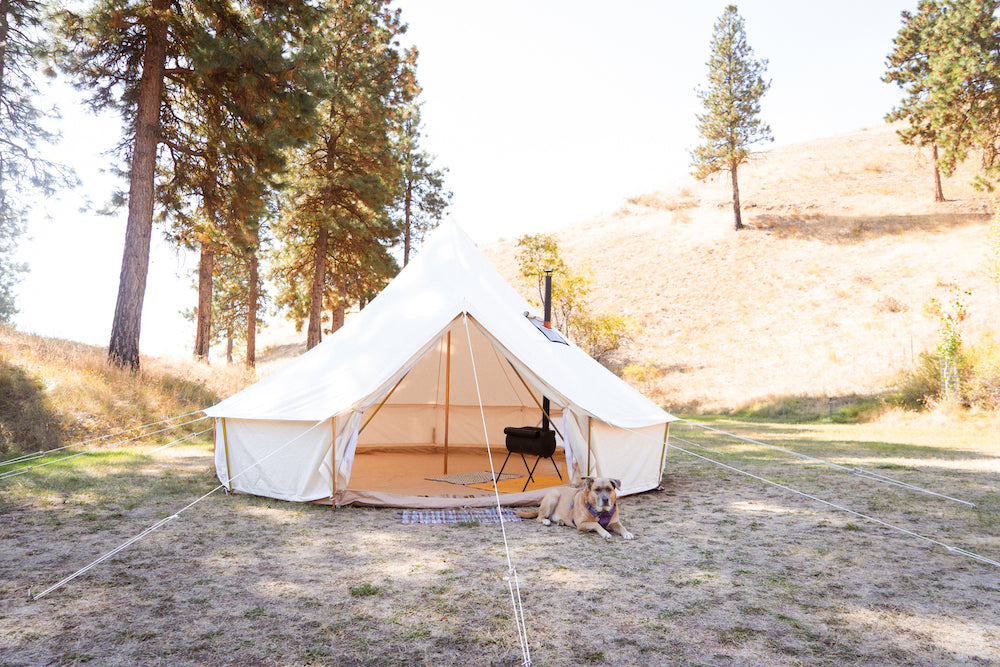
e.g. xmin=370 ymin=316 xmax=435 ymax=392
xmin=0 ymin=360 xmax=65 ymax=455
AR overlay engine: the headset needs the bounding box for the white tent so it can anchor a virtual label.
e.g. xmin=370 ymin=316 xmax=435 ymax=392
xmin=204 ymin=222 xmax=676 ymax=508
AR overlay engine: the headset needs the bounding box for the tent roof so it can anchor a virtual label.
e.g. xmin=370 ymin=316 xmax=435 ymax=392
xmin=205 ymin=222 xmax=674 ymax=428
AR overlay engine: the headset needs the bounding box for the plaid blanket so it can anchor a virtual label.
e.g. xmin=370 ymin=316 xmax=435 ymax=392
xmin=397 ymin=507 xmax=522 ymax=524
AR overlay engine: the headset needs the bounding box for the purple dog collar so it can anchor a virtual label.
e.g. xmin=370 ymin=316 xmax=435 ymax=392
xmin=571 ymin=500 xmax=616 ymax=529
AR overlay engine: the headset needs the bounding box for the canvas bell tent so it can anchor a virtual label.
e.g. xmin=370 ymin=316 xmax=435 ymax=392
xmin=204 ymin=222 xmax=676 ymax=508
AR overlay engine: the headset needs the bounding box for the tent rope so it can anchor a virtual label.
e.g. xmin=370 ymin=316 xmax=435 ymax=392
xmin=675 ymin=418 xmax=975 ymax=507
xmin=620 ymin=420 xmax=999 ymax=569
xmin=30 ymin=418 xmax=328 ymax=601
xmin=0 ymin=410 xmax=208 ymax=468
xmin=148 ymin=427 xmax=214 ymax=453
xmin=462 ymin=314 xmax=532 ymax=666
xmin=0 ymin=415 xmax=210 ymax=482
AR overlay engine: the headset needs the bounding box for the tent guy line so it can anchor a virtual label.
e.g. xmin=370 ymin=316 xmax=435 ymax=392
xmin=29 ymin=416 xmax=330 ymax=601
xmin=675 ymin=418 xmax=976 ymax=507
xmin=148 ymin=426 xmax=214 ymax=453
xmin=0 ymin=409 xmax=208 ymax=468
xmin=660 ymin=431 xmax=1000 ymax=569
xmin=462 ymin=313 xmax=532 ymax=666
xmin=0 ymin=414 xmax=211 ymax=482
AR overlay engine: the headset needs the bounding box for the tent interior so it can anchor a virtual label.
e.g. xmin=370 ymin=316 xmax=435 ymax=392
xmin=345 ymin=315 xmax=571 ymax=500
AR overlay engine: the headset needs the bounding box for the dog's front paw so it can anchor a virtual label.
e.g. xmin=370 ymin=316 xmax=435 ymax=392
xmin=621 ymin=531 xmax=634 ymax=540
xmin=541 ymin=518 xmax=551 ymax=526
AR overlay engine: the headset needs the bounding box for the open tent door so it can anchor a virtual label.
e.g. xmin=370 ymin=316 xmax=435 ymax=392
xmin=340 ymin=315 xmax=569 ymax=505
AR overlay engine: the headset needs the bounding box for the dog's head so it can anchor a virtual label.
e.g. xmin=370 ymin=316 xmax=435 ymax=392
xmin=582 ymin=477 xmax=621 ymax=512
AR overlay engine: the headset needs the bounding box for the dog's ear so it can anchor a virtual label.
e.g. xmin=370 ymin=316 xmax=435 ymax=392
xmin=610 ymin=478 xmax=621 ymax=490
xmin=581 ymin=476 xmax=594 ymax=488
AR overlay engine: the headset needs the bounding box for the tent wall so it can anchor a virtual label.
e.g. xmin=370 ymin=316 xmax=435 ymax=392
xmin=562 ymin=412 xmax=668 ymax=495
xmin=214 ymin=417 xmax=336 ymax=503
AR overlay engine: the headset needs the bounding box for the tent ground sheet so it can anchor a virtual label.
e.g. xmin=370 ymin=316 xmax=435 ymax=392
xmin=346 ymin=445 xmax=567 ymax=498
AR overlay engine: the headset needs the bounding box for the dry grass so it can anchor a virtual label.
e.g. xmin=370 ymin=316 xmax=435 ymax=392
xmin=484 ymin=123 xmax=999 ymax=413
xmin=0 ymin=328 xmax=248 ymax=454
xmin=1 ymin=412 xmax=998 ymax=665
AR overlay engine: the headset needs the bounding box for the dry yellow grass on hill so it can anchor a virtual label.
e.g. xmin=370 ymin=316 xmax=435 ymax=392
xmin=483 ymin=123 xmax=998 ymax=412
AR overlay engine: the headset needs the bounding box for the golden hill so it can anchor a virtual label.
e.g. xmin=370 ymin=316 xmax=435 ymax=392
xmin=482 ymin=123 xmax=997 ymax=412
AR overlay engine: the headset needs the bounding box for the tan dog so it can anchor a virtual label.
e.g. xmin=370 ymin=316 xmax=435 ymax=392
xmin=516 ymin=477 xmax=634 ymax=540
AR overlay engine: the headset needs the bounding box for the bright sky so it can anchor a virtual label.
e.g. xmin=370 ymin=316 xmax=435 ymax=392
xmin=15 ymin=0 xmax=912 ymax=358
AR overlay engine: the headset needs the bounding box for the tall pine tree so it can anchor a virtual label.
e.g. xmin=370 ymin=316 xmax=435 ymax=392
xmin=272 ymin=0 xmax=417 ymax=349
xmin=884 ymin=0 xmax=1000 ymax=191
xmin=397 ymin=102 xmax=450 ymax=266
xmin=0 ymin=0 xmax=76 ymax=323
xmin=56 ymin=0 xmax=320 ymax=369
xmin=884 ymin=0 xmax=951 ymax=201
xmin=691 ymin=4 xmax=771 ymax=231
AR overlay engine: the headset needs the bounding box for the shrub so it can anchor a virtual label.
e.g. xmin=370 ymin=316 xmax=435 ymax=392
xmin=965 ymin=333 xmax=1000 ymax=410
xmin=889 ymin=333 xmax=1000 ymax=411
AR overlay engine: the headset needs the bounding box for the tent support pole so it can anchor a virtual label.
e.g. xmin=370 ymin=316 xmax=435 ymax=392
xmin=660 ymin=422 xmax=670 ymax=482
xmin=587 ymin=417 xmax=592 ymax=477
xmin=358 ymin=373 xmax=407 ymax=435
xmin=443 ymin=331 xmax=451 ymax=474
xmin=221 ymin=418 xmax=232 ymax=492
xmin=330 ymin=417 xmax=337 ymax=506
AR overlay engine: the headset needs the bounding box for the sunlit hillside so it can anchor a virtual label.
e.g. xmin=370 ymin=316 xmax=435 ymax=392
xmin=483 ymin=123 xmax=997 ymax=412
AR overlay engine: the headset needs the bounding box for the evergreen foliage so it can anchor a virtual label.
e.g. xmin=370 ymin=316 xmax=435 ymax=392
xmin=271 ymin=0 xmax=418 ymax=349
xmin=0 ymin=0 xmax=76 ymax=323
xmin=690 ymin=4 xmax=771 ymax=231
xmin=55 ymin=0 xmax=322 ymax=369
xmin=884 ymin=0 xmax=1000 ymax=190
xmin=397 ymin=102 xmax=451 ymax=266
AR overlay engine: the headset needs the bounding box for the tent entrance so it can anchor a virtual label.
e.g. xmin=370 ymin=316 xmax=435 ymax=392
xmin=345 ymin=316 xmax=567 ymax=499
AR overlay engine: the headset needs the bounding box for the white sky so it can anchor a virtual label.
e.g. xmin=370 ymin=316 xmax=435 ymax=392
xmin=15 ymin=0 xmax=912 ymax=358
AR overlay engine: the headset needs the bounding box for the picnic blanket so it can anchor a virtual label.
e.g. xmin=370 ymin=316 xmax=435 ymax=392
xmin=397 ymin=507 xmax=522 ymax=524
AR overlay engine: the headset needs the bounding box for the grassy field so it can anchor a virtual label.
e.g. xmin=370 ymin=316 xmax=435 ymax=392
xmin=1 ymin=411 xmax=997 ymax=666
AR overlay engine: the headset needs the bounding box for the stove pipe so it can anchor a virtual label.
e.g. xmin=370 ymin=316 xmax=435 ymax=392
xmin=542 ymin=269 xmax=552 ymax=431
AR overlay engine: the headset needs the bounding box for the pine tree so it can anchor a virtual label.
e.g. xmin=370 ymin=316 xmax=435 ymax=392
xmin=884 ymin=0 xmax=1000 ymax=190
xmin=397 ymin=102 xmax=450 ymax=266
xmin=691 ymin=4 xmax=771 ymax=231
xmin=884 ymin=0 xmax=951 ymax=201
xmin=55 ymin=0 xmax=321 ymax=370
xmin=0 ymin=0 xmax=76 ymax=323
xmin=273 ymin=0 xmax=417 ymax=349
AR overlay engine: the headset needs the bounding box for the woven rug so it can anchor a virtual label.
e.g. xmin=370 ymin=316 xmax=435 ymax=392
xmin=426 ymin=471 xmax=518 ymax=486
xmin=470 ymin=475 xmax=563 ymax=493
xmin=397 ymin=508 xmax=522 ymax=524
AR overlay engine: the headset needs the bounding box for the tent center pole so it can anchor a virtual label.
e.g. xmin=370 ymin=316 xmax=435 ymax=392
xmin=444 ymin=331 xmax=452 ymax=474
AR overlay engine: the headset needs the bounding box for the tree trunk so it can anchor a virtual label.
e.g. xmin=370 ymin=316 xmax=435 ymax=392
xmin=932 ymin=143 xmax=945 ymax=203
xmin=107 ymin=0 xmax=168 ymax=370
xmin=403 ymin=177 xmax=413 ymax=266
xmin=731 ymin=162 xmax=744 ymax=231
xmin=331 ymin=274 xmax=346 ymax=333
xmin=226 ymin=330 xmax=233 ymax=363
xmin=306 ymin=226 xmax=328 ymax=350
xmin=194 ymin=242 xmax=214 ymax=361
xmin=246 ymin=252 xmax=258 ymax=369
